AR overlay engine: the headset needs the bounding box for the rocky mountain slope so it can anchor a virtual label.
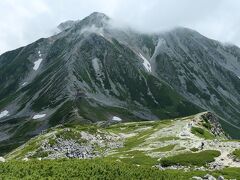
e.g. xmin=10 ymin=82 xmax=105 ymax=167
xmin=0 ymin=12 xmax=240 ymax=155
xmin=153 ymin=29 xmax=240 ymax=138
xmin=108 ymin=25 xmax=240 ymax=137
xmin=0 ymin=12 xmax=201 ymax=155
xmin=4 ymin=112 xmax=240 ymax=173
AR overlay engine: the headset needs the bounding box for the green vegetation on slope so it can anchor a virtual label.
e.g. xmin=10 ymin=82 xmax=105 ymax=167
xmin=108 ymin=120 xmax=172 ymax=153
xmin=0 ymin=159 xmax=239 ymax=180
xmin=2 ymin=112 xmax=240 ymax=179
xmin=160 ymin=150 xmax=221 ymax=167
xmin=0 ymin=159 xmax=190 ymax=180
xmin=232 ymin=149 xmax=240 ymax=161
xmin=190 ymin=147 xmax=199 ymax=152
xmin=112 ymin=150 xmax=158 ymax=166
xmin=152 ymin=144 xmax=176 ymax=152
xmin=191 ymin=126 xmax=215 ymax=140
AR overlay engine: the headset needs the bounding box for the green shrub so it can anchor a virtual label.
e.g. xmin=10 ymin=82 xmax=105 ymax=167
xmin=176 ymin=147 xmax=186 ymax=151
xmin=232 ymin=149 xmax=240 ymax=160
xmin=202 ymin=122 xmax=211 ymax=130
xmin=192 ymin=127 xmax=204 ymax=135
xmin=0 ymin=159 xmax=201 ymax=179
xmin=191 ymin=127 xmax=214 ymax=139
xmin=160 ymin=150 xmax=221 ymax=167
xmin=32 ymin=150 xmax=49 ymax=158
xmin=116 ymin=150 xmax=158 ymax=166
xmin=153 ymin=144 xmax=176 ymax=152
xmin=190 ymin=147 xmax=199 ymax=152
xmin=0 ymin=159 xmax=239 ymax=179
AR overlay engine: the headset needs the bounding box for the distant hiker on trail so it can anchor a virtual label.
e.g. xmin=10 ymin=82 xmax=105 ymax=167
xmin=200 ymin=142 xmax=205 ymax=150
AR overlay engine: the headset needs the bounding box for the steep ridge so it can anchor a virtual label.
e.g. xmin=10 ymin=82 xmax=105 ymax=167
xmin=152 ymin=28 xmax=240 ymax=138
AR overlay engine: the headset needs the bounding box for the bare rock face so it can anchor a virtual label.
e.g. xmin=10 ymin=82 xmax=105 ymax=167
xmin=57 ymin=20 xmax=75 ymax=31
xmin=201 ymin=112 xmax=228 ymax=138
xmin=192 ymin=177 xmax=203 ymax=180
xmin=203 ymin=174 xmax=216 ymax=180
xmin=192 ymin=174 xmax=224 ymax=180
xmin=153 ymin=28 xmax=240 ymax=138
xmin=217 ymin=176 xmax=224 ymax=180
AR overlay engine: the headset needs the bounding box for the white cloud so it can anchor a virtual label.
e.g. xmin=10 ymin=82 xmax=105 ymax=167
xmin=0 ymin=0 xmax=240 ymax=54
xmin=0 ymin=0 xmax=51 ymax=54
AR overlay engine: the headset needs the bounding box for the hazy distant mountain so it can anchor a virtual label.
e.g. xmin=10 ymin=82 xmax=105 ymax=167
xmin=152 ymin=28 xmax=240 ymax=138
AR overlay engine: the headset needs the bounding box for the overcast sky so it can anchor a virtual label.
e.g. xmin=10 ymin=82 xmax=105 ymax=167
xmin=0 ymin=0 xmax=240 ymax=55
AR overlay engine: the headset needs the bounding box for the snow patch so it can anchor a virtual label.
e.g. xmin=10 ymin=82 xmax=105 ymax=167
xmin=99 ymin=32 xmax=104 ymax=37
xmin=33 ymin=50 xmax=43 ymax=70
xmin=139 ymin=53 xmax=151 ymax=72
xmin=0 ymin=110 xmax=9 ymax=118
xmin=33 ymin=58 xmax=43 ymax=71
xmin=112 ymin=116 xmax=122 ymax=122
xmin=33 ymin=114 xmax=46 ymax=119
xmin=22 ymin=82 xmax=27 ymax=86
xmin=38 ymin=51 xmax=42 ymax=57
xmin=92 ymin=58 xmax=100 ymax=73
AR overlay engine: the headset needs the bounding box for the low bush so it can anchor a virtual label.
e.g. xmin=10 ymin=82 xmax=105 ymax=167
xmin=0 ymin=159 xmax=205 ymax=179
xmin=160 ymin=150 xmax=221 ymax=167
xmin=190 ymin=147 xmax=199 ymax=152
xmin=0 ymin=158 xmax=239 ymax=179
xmin=232 ymin=149 xmax=240 ymax=160
xmin=191 ymin=127 xmax=214 ymax=139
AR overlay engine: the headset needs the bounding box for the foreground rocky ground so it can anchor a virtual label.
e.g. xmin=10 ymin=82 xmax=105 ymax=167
xmin=2 ymin=112 xmax=240 ymax=179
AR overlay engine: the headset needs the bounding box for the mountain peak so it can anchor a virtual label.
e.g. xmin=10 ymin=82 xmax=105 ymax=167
xmin=57 ymin=20 xmax=76 ymax=31
xmin=168 ymin=27 xmax=203 ymax=38
xmin=56 ymin=12 xmax=110 ymax=33
xmin=88 ymin=12 xmax=109 ymax=19
xmin=80 ymin=12 xmax=110 ymax=28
